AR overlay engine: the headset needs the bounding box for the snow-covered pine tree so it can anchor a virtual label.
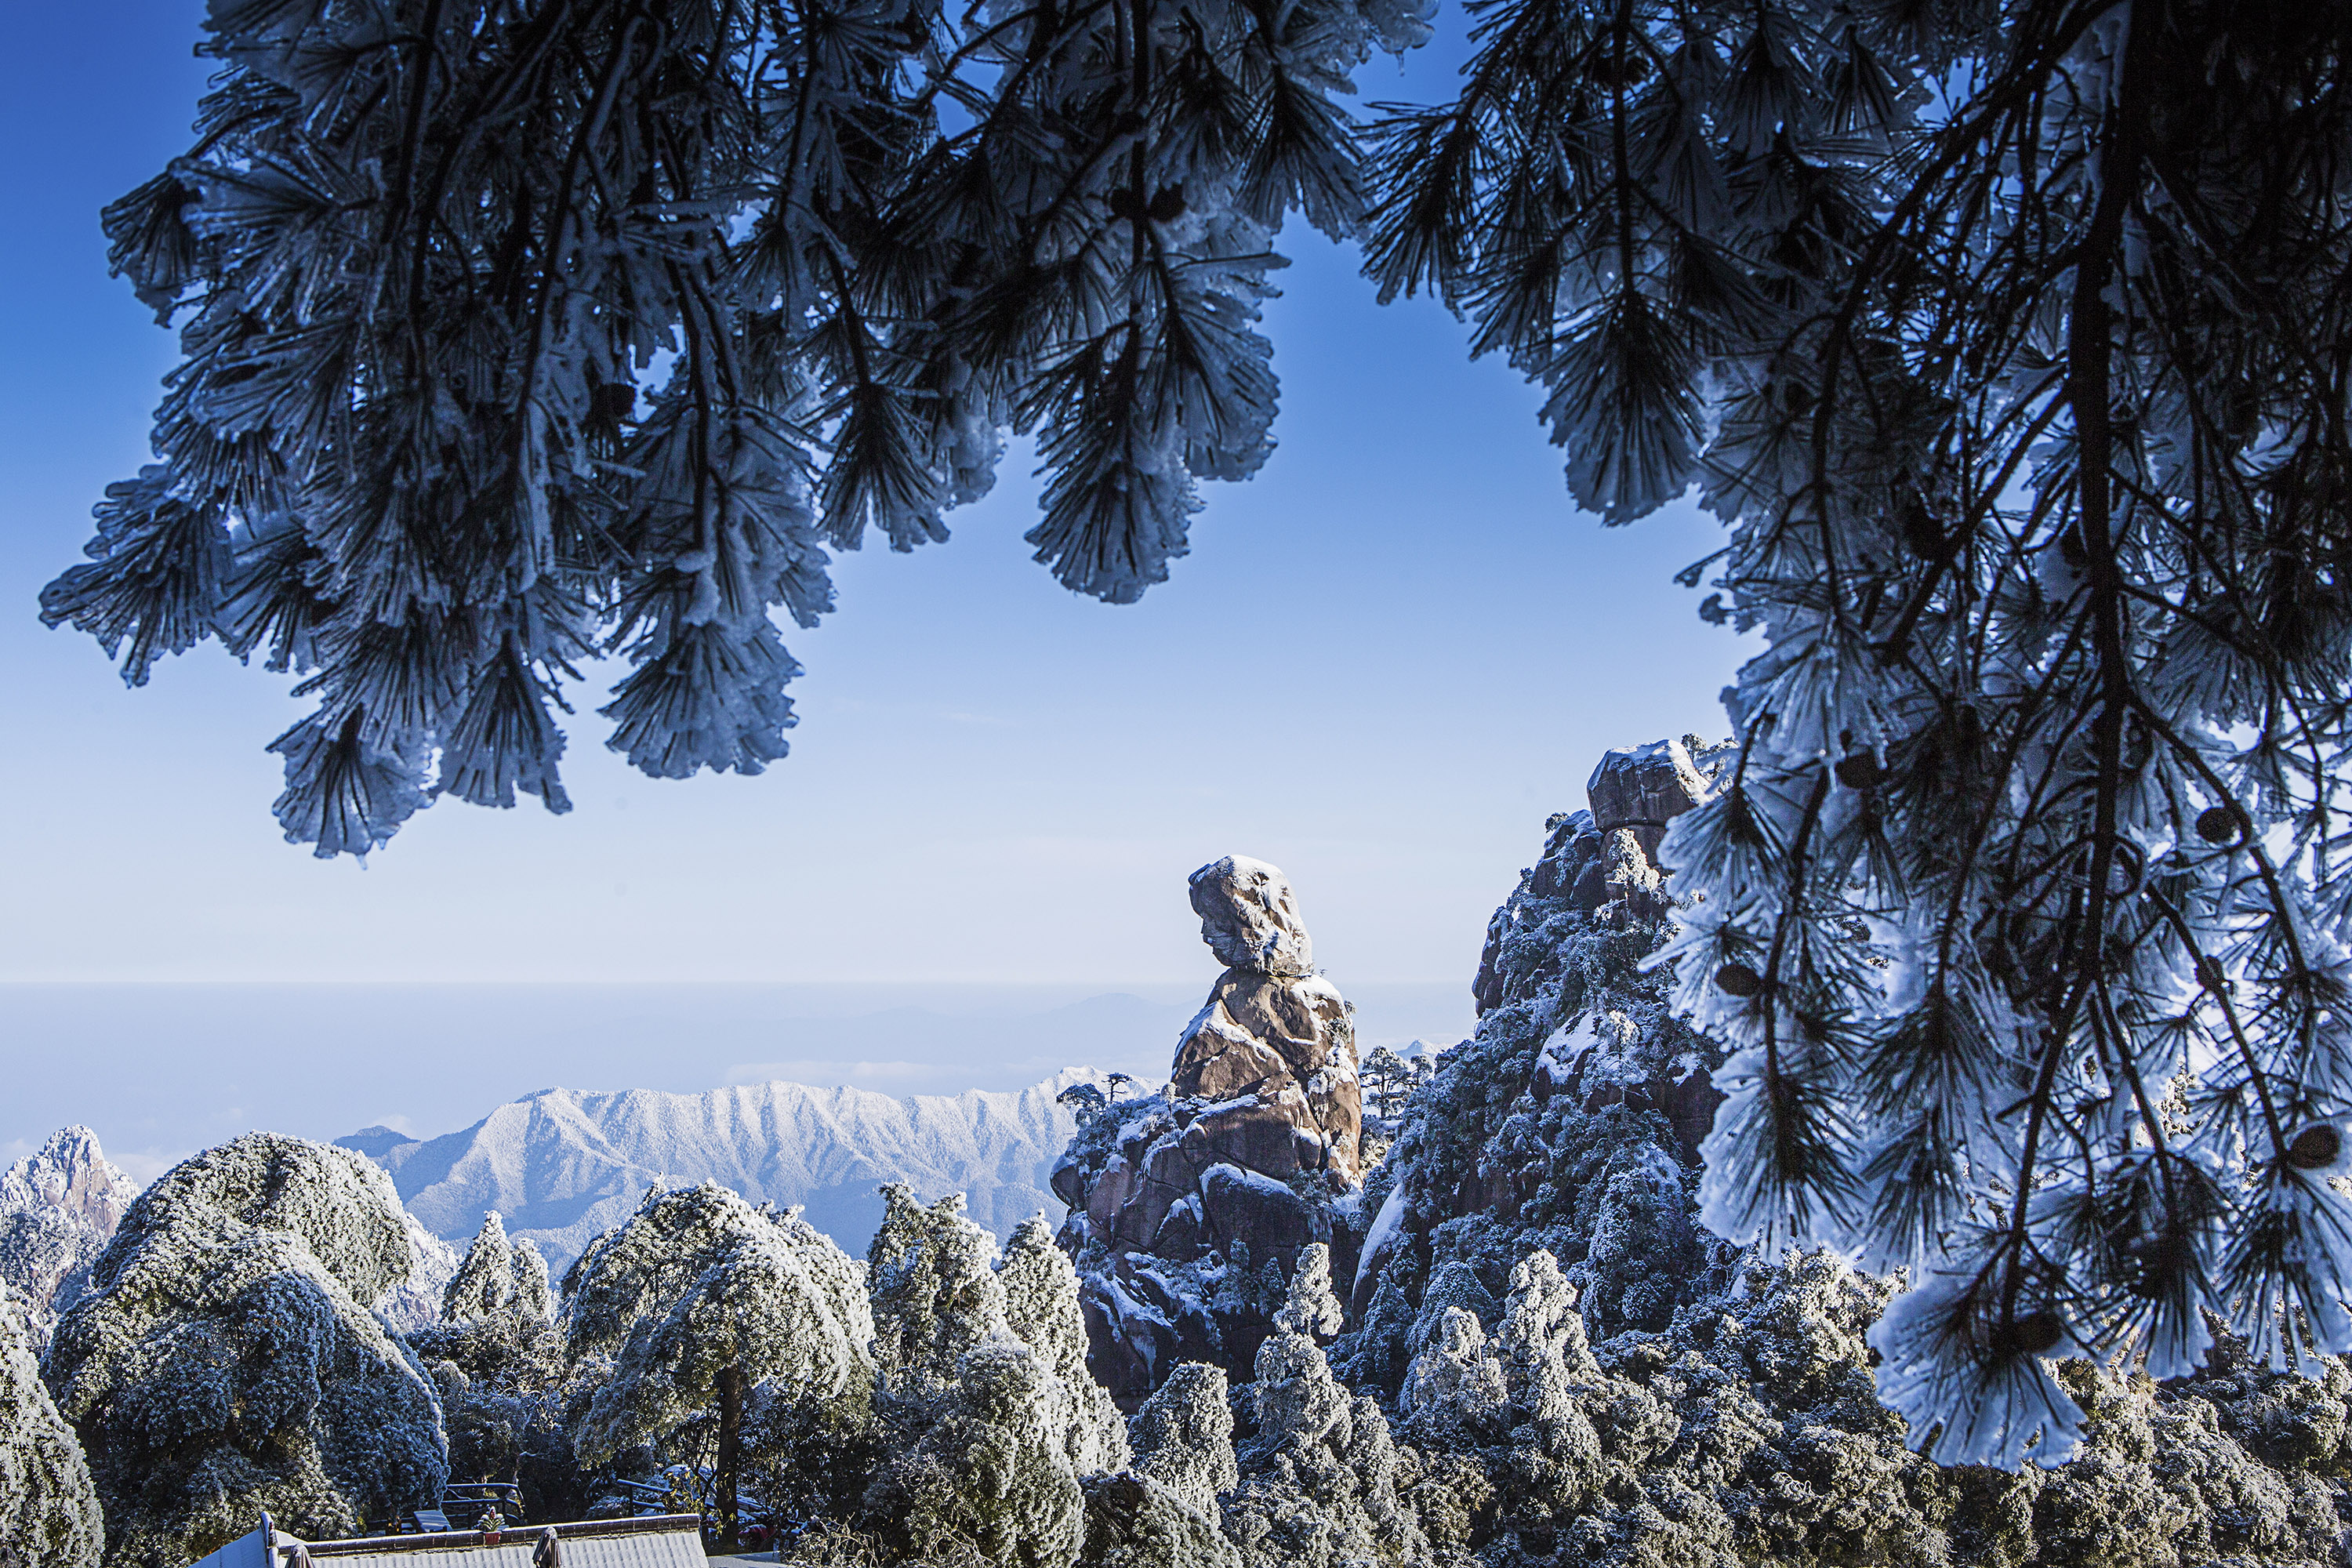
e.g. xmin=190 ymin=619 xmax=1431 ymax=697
xmin=1367 ymin=3 xmax=2352 ymax=1459
xmin=1222 ymin=1245 xmax=1424 ymax=1568
xmin=49 ymin=0 xmax=1430 ymax=859
xmin=0 ymin=1284 xmax=102 ymax=1568
xmin=441 ymin=1211 xmax=554 ymax=1330
xmin=862 ymin=1186 xmax=1137 ymax=1565
xmin=43 ymin=1134 xmax=447 ymax=1563
xmin=1000 ymin=1217 xmax=1132 ymax=1477
xmin=561 ymin=1183 xmax=874 ymax=1548
xmin=404 ymin=1212 xmax=574 ymax=1523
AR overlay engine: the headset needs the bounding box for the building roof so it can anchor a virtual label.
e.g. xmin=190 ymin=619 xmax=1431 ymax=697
xmin=188 ymin=1515 xmax=708 ymax=1568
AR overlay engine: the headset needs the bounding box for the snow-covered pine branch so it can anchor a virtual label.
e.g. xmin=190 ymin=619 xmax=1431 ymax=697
xmin=1370 ymin=1 xmax=2352 ymax=1463
xmin=45 ymin=0 xmax=1425 ymax=857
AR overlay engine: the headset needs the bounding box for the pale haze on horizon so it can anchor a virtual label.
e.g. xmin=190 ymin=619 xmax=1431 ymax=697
xmin=0 ymin=2 xmax=1748 ymax=1169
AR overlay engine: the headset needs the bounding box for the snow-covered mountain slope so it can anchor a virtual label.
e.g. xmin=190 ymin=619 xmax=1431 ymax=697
xmin=340 ymin=1069 xmax=1105 ymax=1269
xmin=0 ymin=1127 xmax=140 ymax=1348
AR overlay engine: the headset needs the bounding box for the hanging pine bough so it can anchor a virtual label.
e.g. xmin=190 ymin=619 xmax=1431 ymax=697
xmin=46 ymin=0 xmax=1432 ymax=856
xmin=1365 ymin=2 xmax=2352 ymax=1464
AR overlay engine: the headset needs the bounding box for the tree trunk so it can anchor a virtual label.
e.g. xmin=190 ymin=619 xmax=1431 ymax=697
xmin=715 ymin=1363 xmax=742 ymax=1550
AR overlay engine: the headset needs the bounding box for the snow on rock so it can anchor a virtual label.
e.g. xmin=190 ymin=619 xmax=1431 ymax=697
xmin=0 ymin=1283 xmax=102 ymax=1568
xmin=343 ymin=1069 xmax=1103 ymax=1271
xmin=1056 ymin=858 xmax=1367 ymax=1406
xmin=0 ymin=1128 xmax=140 ymax=1352
xmin=44 ymin=1133 xmax=447 ymax=1564
xmin=1189 ymin=855 xmax=1317 ymax=978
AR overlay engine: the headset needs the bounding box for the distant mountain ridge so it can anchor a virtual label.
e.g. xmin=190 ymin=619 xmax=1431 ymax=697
xmin=0 ymin=1127 xmax=140 ymax=1348
xmin=340 ymin=1069 xmax=1106 ymax=1268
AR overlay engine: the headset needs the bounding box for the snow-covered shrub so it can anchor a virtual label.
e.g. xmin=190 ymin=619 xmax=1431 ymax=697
xmin=372 ymin=1210 xmax=460 ymax=1335
xmin=1076 ymin=1363 xmax=1242 ymax=1568
xmin=866 ymin=1332 xmax=1087 ymax=1567
xmin=862 ymin=1187 xmax=1135 ymax=1566
xmin=1128 ymin=1363 xmax=1239 ymax=1516
xmin=1222 ymin=1246 xmax=1425 ymax=1568
xmin=0 ymin=1284 xmax=102 ymax=1568
xmin=1000 ymin=1218 xmax=1130 ymax=1476
xmin=43 ymin=1134 xmax=445 ymax=1565
xmin=403 ymin=1292 xmax=582 ymax=1526
xmin=563 ymin=1182 xmax=873 ymax=1545
xmin=444 ymin=1211 xmax=553 ymax=1328
xmin=867 ymin=1185 xmax=1013 ymax=1407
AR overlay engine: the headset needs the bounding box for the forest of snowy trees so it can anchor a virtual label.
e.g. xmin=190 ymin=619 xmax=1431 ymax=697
xmin=16 ymin=773 xmax=2352 ymax=1568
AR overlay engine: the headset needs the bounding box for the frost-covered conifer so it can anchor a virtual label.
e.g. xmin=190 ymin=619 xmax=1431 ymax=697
xmin=862 ymin=1189 xmax=1139 ymax=1564
xmin=44 ymin=1134 xmax=446 ymax=1564
xmin=54 ymin=0 xmax=1431 ymax=858
xmin=563 ymin=1183 xmax=873 ymax=1547
xmin=0 ymin=1285 xmax=102 ymax=1568
xmin=868 ymin=1332 xmax=1089 ymax=1567
xmin=866 ymin=1185 xmax=1013 ymax=1407
xmin=1000 ymin=1217 xmax=1131 ymax=1476
xmin=1076 ymin=1363 xmax=1243 ymax=1568
xmin=443 ymin=1211 xmax=554 ymax=1329
xmin=1224 ymin=1245 xmax=1424 ymax=1568
xmin=444 ymin=1210 xmax=511 ymax=1324
xmin=1127 ymin=1363 xmax=1238 ymax=1518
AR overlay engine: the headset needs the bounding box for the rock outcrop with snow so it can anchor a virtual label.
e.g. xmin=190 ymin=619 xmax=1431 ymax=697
xmin=45 ymin=1133 xmax=446 ymax=1566
xmin=0 ymin=1129 xmax=139 ymax=1352
xmin=1054 ymin=858 xmax=1366 ymax=1404
xmin=1298 ymin=739 xmax=2352 ymax=1567
xmin=343 ymin=1069 xmax=1103 ymax=1270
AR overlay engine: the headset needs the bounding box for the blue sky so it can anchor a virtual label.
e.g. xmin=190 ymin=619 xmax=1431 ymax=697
xmin=0 ymin=2 xmax=1747 ymax=1163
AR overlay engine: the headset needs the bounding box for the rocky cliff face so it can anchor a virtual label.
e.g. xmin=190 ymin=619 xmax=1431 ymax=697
xmin=0 ymin=1128 xmax=139 ymax=1352
xmin=1056 ymin=857 xmax=1366 ymax=1404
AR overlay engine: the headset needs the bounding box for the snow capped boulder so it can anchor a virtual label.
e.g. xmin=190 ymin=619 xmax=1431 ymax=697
xmin=43 ymin=1133 xmax=447 ymax=1565
xmin=0 ymin=1283 xmax=102 ymax=1568
xmin=1171 ymin=859 xmax=1362 ymax=1182
xmin=0 ymin=1127 xmax=140 ymax=1352
xmin=1584 ymin=737 xmax=1712 ymax=851
xmin=1189 ymin=855 xmax=1315 ymax=978
xmin=1057 ymin=858 xmax=1367 ymax=1403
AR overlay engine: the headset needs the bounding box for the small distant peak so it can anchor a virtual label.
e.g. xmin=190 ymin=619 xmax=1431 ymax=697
xmin=335 ymin=1126 xmax=422 ymax=1159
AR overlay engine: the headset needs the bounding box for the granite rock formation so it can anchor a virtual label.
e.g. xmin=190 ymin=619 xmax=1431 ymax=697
xmin=1355 ymin=738 xmax=1732 ymax=1351
xmin=0 ymin=1128 xmax=140 ymax=1353
xmin=1056 ymin=858 xmax=1365 ymax=1404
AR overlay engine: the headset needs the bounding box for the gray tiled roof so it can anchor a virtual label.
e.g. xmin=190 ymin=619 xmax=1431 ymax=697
xmin=188 ymin=1515 xmax=709 ymax=1568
